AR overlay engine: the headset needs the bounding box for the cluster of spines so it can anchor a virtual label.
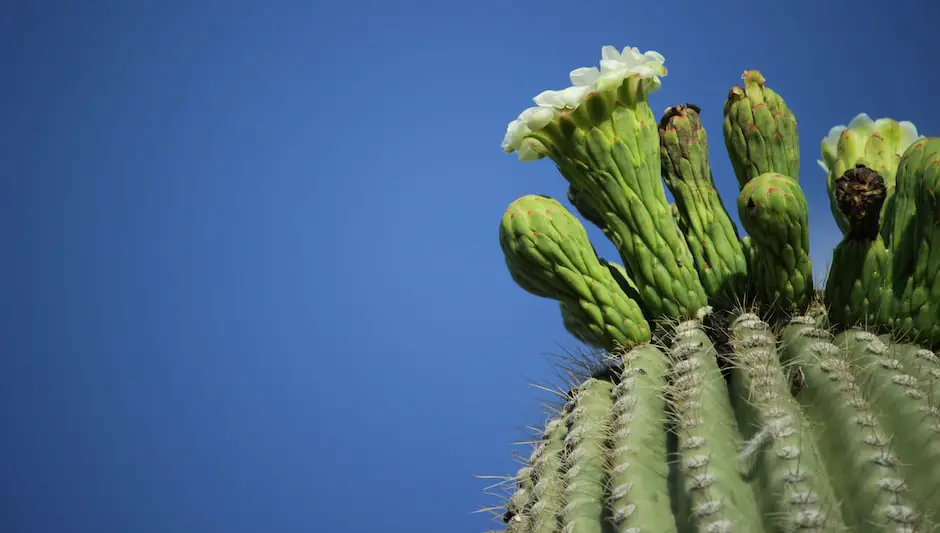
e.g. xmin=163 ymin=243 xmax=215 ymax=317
xmin=562 ymin=377 xmax=614 ymax=533
xmin=833 ymin=331 xmax=940 ymax=528
xmin=485 ymin=343 xmax=677 ymax=533
xmin=481 ymin=312 xmax=940 ymax=533
xmin=727 ymin=313 xmax=843 ymax=532
xmin=665 ymin=316 xmax=763 ymax=532
xmin=604 ymin=344 xmax=674 ymax=531
xmin=530 ymin=419 xmax=567 ymax=533
xmin=780 ymin=318 xmax=924 ymax=531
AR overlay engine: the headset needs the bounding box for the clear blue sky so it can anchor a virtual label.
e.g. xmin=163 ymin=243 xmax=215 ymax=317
xmin=2 ymin=1 xmax=938 ymax=532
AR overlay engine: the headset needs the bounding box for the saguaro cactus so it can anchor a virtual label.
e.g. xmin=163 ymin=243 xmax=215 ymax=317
xmin=483 ymin=43 xmax=940 ymax=533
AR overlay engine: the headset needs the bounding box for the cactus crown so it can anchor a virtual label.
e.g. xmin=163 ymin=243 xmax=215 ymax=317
xmin=482 ymin=43 xmax=940 ymax=533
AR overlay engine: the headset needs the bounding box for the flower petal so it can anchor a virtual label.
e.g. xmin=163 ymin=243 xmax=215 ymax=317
xmin=645 ymin=50 xmax=665 ymax=63
xmin=521 ymin=106 xmax=555 ymax=130
xmin=595 ymin=69 xmax=630 ymax=92
xmin=533 ymin=89 xmax=565 ymax=108
xmin=502 ymin=125 xmax=526 ymax=151
xmin=898 ymin=121 xmax=921 ymax=154
xmin=502 ymin=43 xmax=669 ymax=159
xmin=633 ymin=64 xmax=655 ymax=78
xmin=599 ymin=58 xmax=624 ymax=73
xmin=517 ymin=139 xmax=544 ymax=161
xmin=601 ymin=45 xmax=620 ymax=62
xmin=823 ymin=125 xmax=847 ymax=149
xmin=847 ymin=113 xmax=874 ymax=134
xmin=558 ymin=85 xmax=590 ymax=108
xmin=569 ymin=66 xmax=599 ymax=86
xmin=621 ymin=46 xmax=644 ymax=65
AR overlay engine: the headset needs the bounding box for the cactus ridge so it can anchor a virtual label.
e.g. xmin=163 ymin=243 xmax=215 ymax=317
xmin=488 ymin=44 xmax=940 ymax=533
xmin=658 ymin=104 xmax=749 ymax=306
xmin=482 ymin=312 xmax=940 ymax=533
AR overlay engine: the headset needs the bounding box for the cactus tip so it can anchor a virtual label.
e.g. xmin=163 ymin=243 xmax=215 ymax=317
xmin=742 ymin=69 xmax=766 ymax=85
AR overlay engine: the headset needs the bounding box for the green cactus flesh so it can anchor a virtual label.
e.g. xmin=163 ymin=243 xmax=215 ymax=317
xmin=499 ymin=194 xmax=651 ymax=350
xmin=658 ymin=104 xmax=748 ymax=306
xmin=893 ymin=139 xmax=940 ymax=342
xmin=488 ymin=314 xmax=939 ymax=533
xmin=826 ymin=138 xmax=940 ymax=347
xmin=666 ymin=319 xmax=764 ymax=531
xmin=820 ymin=114 xmax=921 ymax=235
xmin=737 ymin=172 xmax=813 ymax=315
xmin=505 ymin=77 xmax=708 ymax=320
xmin=722 ymin=71 xmax=799 ymax=189
xmin=489 ymin=44 xmax=940 ymax=533
xmin=825 ymin=236 xmax=894 ymax=329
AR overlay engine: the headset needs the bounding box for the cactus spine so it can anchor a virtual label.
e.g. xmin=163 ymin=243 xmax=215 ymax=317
xmin=488 ymin=43 xmax=940 ymax=533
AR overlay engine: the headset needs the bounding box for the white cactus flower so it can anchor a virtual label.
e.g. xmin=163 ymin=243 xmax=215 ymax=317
xmin=600 ymin=45 xmax=664 ymax=72
xmin=519 ymin=106 xmax=555 ymax=131
xmin=594 ymin=45 xmax=667 ymax=92
xmin=848 ymin=112 xmax=876 ymax=134
xmin=501 ymin=44 xmax=667 ymax=159
xmin=501 ymin=106 xmax=555 ymax=159
xmin=501 ymin=118 xmax=526 ymax=153
xmin=533 ymin=85 xmax=593 ymax=110
xmin=897 ymin=120 xmax=921 ymax=154
xmin=569 ymin=66 xmax=600 ymax=87
xmin=817 ymin=125 xmax=848 ymax=173
xmin=816 ymin=113 xmax=924 ymax=174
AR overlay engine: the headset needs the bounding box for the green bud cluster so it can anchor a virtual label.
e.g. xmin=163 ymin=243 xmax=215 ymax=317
xmin=658 ymin=104 xmax=748 ymax=306
xmin=486 ymin=43 xmax=940 ymax=533
xmin=722 ymin=70 xmax=800 ymax=188
xmin=826 ymin=138 xmax=940 ymax=347
xmin=499 ymin=194 xmax=651 ymax=350
xmin=737 ymin=172 xmax=813 ymax=314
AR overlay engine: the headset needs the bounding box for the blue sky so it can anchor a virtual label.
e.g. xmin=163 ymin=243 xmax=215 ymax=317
xmin=2 ymin=1 xmax=939 ymax=532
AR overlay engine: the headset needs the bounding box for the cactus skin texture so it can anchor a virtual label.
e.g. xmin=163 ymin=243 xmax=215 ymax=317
xmin=658 ymin=104 xmax=749 ymax=307
xmin=503 ymin=67 xmax=708 ymax=320
xmin=499 ymin=194 xmax=651 ymax=350
xmin=489 ymin=44 xmax=940 ymax=533
xmin=722 ymin=71 xmax=800 ymax=189
xmin=819 ymin=113 xmax=921 ymax=235
xmin=827 ymin=138 xmax=940 ymax=347
xmin=737 ymin=172 xmax=814 ymax=315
